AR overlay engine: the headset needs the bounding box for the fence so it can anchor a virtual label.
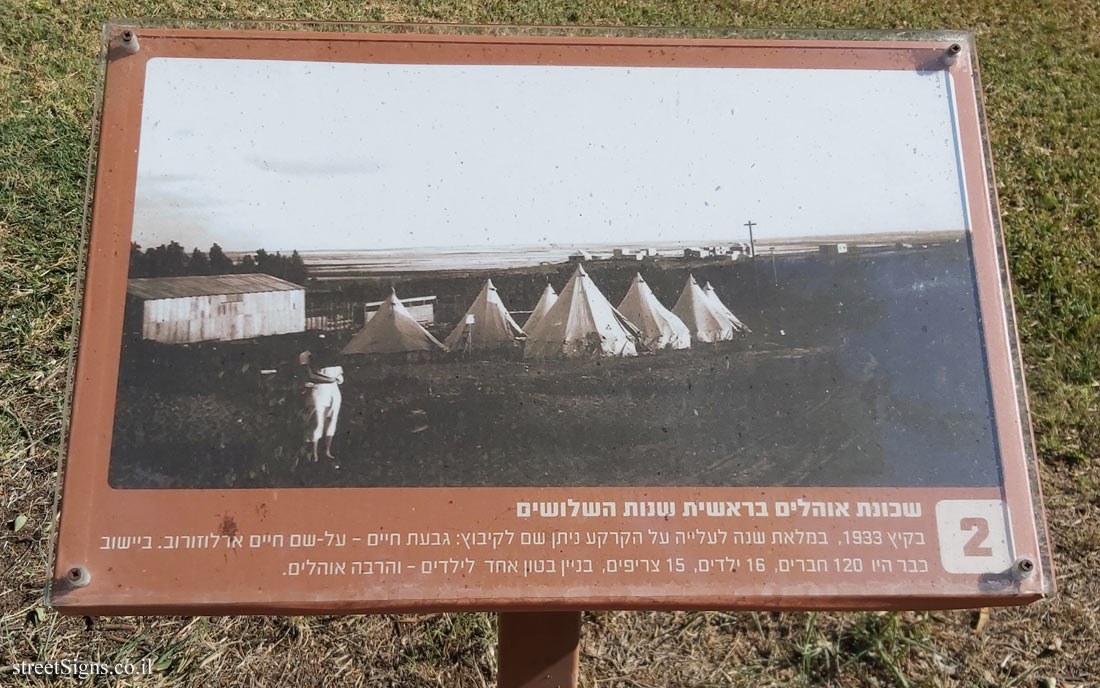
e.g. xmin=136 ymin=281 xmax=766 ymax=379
xmin=307 ymin=293 xmax=447 ymax=332
xmin=305 ymin=293 xmax=359 ymax=332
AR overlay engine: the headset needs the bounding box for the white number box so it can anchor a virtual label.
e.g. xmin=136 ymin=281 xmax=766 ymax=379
xmin=935 ymin=499 xmax=1013 ymax=574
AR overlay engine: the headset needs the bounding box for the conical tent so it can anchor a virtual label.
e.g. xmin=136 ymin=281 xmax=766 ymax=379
xmin=444 ymin=278 xmax=526 ymax=351
xmin=672 ymin=275 xmax=737 ymax=343
xmin=524 ymin=265 xmax=639 ymax=358
xmin=342 ymin=290 xmax=446 ymax=355
xmin=523 ymin=283 xmax=557 ymax=333
xmin=617 ymin=273 xmax=691 ymax=351
xmin=703 ymin=281 xmax=750 ymax=333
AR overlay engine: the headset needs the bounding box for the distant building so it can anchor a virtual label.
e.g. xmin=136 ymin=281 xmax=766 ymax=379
xmin=612 ymin=248 xmax=644 ymax=261
xmin=730 ymin=242 xmax=752 ymax=257
xmin=365 ymin=295 xmax=436 ymax=325
xmin=819 ymin=242 xmax=852 ymax=256
xmin=684 ymin=248 xmax=705 ymax=259
xmin=568 ymin=250 xmax=593 ymax=262
xmin=125 ymin=274 xmax=305 ymax=344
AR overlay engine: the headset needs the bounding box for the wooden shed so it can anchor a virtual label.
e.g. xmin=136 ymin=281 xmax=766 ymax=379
xmin=365 ymin=295 xmax=436 ymax=325
xmin=125 ymin=274 xmax=305 ymax=344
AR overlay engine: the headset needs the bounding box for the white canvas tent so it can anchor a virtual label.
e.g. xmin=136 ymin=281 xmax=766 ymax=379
xmin=342 ymin=289 xmax=446 ymax=355
xmin=524 ymin=265 xmax=639 ymax=358
xmin=617 ymin=273 xmax=691 ymax=351
xmin=703 ymin=281 xmax=750 ymax=333
xmin=523 ymin=283 xmax=557 ymax=333
xmin=672 ymin=275 xmax=737 ymax=343
xmin=444 ymin=279 xmax=526 ymax=351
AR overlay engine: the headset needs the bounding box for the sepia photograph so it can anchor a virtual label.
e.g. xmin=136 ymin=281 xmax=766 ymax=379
xmin=110 ymin=56 xmax=1001 ymax=489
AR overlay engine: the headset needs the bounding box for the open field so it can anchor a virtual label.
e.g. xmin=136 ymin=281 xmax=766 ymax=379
xmin=111 ymin=339 xmax=992 ymax=489
xmin=110 ymin=244 xmax=1003 ymax=489
xmin=2 ymin=2 xmax=1098 ymax=687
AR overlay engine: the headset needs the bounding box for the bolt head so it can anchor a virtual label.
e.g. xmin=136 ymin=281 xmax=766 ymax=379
xmin=1012 ymin=557 xmax=1036 ymax=580
xmin=65 ymin=565 xmax=91 ymax=587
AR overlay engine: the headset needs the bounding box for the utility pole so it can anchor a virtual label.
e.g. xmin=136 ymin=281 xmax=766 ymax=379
xmin=744 ymin=220 xmax=759 ymax=290
xmin=743 ymin=220 xmax=757 ymax=259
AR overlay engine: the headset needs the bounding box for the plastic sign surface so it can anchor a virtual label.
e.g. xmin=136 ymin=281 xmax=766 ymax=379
xmin=52 ymin=25 xmax=1052 ymax=613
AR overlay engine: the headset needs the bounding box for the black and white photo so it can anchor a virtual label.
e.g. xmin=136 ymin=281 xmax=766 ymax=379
xmin=110 ymin=57 xmax=1000 ymax=489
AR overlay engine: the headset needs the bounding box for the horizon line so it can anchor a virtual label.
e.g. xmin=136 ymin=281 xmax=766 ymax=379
xmin=182 ymin=229 xmax=965 ymax=255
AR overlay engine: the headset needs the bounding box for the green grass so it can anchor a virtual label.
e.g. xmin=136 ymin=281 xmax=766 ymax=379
xmin=2 ymin=1 xmax=1099 ymax=686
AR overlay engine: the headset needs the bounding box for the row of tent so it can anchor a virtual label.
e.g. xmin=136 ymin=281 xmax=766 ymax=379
xmin=341 ymin=264 xmax=749 ymax=358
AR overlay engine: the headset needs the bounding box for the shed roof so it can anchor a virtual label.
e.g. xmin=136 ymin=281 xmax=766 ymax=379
xmin=127 ymin=274 xmax=303 ymax=300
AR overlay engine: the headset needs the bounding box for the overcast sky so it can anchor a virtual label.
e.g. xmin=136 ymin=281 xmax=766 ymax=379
xmin=132 ymin=58 xmax=967 ymax=252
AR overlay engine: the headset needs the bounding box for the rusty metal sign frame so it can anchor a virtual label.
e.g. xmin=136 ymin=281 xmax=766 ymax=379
xmin=51 ymin=23 xmax=1052 ymax=615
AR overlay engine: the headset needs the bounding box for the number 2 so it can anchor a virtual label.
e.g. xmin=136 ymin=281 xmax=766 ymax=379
xmin=960 ymin=517 xmax=992 ymax=557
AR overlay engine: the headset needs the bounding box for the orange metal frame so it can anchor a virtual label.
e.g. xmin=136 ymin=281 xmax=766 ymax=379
xmin=51 ymin=27 xmax=1050 ymax=615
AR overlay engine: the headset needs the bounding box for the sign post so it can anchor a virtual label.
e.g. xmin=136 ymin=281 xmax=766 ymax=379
xmin=498 ymin=612 xmax=582 ymax=688
xmin=51 ymin=23 xmax=1051 ymax=683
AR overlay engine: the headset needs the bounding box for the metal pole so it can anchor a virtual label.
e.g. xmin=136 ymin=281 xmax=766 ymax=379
xmin=497 ymin=611 xmax=582 ymax=688
xmin=744 ymin=220 xmax=758 ymax=290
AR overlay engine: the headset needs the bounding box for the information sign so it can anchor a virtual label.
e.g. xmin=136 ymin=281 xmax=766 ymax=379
xmin=52 ymin=25 xmax=1051 ymax=614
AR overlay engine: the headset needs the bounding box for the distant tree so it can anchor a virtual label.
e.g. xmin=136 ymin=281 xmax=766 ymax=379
xmin=286 ymin=250 xmax=308 ymax=285
xmin=144 ymin=241 xmax=189 ymax=277
xmin=254 ymin=248 xmax=270 ymax=269
xmin=134 ymin=242 xmax=307 ymax=282
xmin=270 ymin=252 xmax=289 ymax=281
xmin=189 ymin=248 xmax=210 ymax=275
xmin=209 ymin=243 xmax=235 ymax=274
xmin=242 ymin=248 xmax=304 ymax=283
xmin=128 ymin=242 xmax=148 ymax=277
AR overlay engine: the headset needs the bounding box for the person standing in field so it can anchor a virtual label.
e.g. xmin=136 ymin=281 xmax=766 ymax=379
xmin=299 ymin=343 xmax=343 ymax=462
